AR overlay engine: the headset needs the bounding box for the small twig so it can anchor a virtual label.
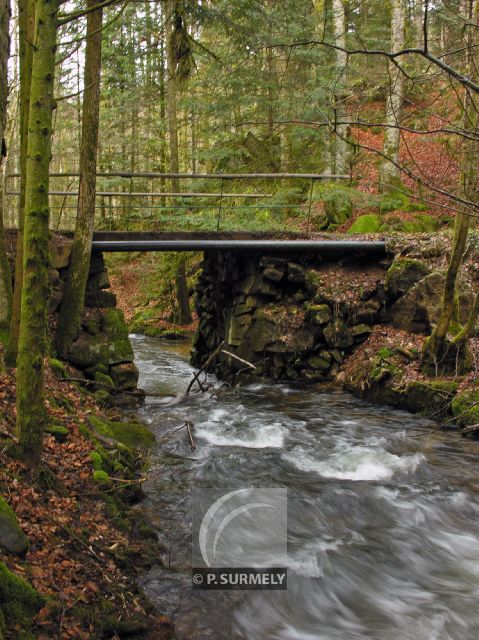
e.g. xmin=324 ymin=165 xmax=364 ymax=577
xmin=186 ymin=341 xmax=225 ymax=395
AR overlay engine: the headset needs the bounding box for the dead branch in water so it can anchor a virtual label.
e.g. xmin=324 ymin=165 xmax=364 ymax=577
xmin=186 ymin=421 xmax=196 ymax=451
xmin=220 ymin=349 xmax=256 ymax=370
xmin=186 ymin=341 xmax=225 ymax=394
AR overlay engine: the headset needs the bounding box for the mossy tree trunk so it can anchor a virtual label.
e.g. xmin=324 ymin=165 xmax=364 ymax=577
xmin=16 ymin=0 xmax=58 ymax=473
xmin=421 ymin=0 xmax=479 ymax=376
xmin=5 ymin=0 xmax=35 ymax=366
xmin=56 ymin=0 xmax=103 ymax=356
xmin=165 ymin=0 xmax=192 ymax=325
xmin=0 ymin=0 xmax=12 ymax=334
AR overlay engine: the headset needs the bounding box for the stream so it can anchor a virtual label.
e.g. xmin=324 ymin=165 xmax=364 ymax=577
xmin=131 ymin=335 xmax=479 ymax=640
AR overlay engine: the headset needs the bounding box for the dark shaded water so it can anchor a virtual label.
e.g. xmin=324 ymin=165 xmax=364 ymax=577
xmin=131 ymin=335 xmax=479 ymax=640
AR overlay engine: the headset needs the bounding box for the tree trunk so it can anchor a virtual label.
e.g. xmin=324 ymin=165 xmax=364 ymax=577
xmin=165 ymin=0 xmax=192 ymax=325
xmin=5 ymin=0 xmax=34 ymax=366
xmin=331 ymin=0 xmax=348 ymax=174
xmin=421 ymin=0 xmax=478 ymax=376
xmin=0 ymin=0 xmax=12 ymax=334
xmin=16 ymin=0 xmax=58 ymax=474
xmin=56 ymin=0 xmax=103 ymax=356
xmin=379 ymin=0 xmax=405 ymax=190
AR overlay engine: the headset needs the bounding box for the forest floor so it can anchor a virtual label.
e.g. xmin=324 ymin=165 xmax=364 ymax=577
xmin=0 ymin=350 xmax=173 ymax=640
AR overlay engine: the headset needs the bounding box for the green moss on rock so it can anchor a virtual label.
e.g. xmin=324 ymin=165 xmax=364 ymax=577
xmin=93 ymin=470 xmax=111 ymax=487
xmin=452 ymin=386 xmax=479 ymax=427
xmin=44 ymin=423 xmax=69 ymax=442
xmin=0 ymin=562 xmax=45 ymax=632
xmin=87 ymin=415 xmax=156 ymax=450
xmin=406 ymin=380 xmax=458 ymax=417
xmin=384 ymin=258 xmax=430 ymax=300
xmin=49 ymin=358 xmax=67 ymax=379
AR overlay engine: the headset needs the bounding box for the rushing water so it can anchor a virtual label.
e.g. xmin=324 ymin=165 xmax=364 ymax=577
xmin=131 ymin=335 xmax=479 ymax=640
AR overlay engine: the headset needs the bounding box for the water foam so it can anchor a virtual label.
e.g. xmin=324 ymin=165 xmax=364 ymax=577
xmin=283 ymin=446 xmax=424 ymax=481
xmin=195 ymin=421 xmax=286 ymax=449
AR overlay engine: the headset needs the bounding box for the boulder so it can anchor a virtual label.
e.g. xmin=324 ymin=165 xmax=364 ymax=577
xmin=67 ymin=309 xmax=134 ymax=368
xmin=350 ymin=324 xmax=373 ymax=341
xmin=110 ymin=362 xmax=140 ymax=390
xmin=353 ymin=298 xmax=381 ymax=324
xmin=287 ymin=262 xmax=306 ymax=285
xmin=307 ymin=304 xmax=332 ymax=325
xmin=49 ymin=239 xmax=72 ymax=269
xmin=0 ymin=497 xmax=29 ymax=557
xmin=263 ymin=266 xmax=284 ymax=282
xmin=307 ymin=352 xmax=331 ymax=370
xmin=391 ymin=272 xmax=474 ymax=334
xmin=323 ymin=320 xmax=353 ymax=349
xmin=87 ymin=415 xmax=156 ymax=449
xmin=385 ymin=258 xmax=430 ymax=301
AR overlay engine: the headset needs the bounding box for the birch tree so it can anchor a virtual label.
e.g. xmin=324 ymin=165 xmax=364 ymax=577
xmin=379 ymin=0 xmax=406 ymax=190
xmin=331 ymin=0 xmax=348 ymax=174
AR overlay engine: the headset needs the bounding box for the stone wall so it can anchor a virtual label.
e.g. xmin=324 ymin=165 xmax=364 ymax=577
xmin=192 ymin=250 xmax=389 ymax=383
xmin=49 ymin=239 xmax=141 ymax=406
xmin=191 ymin=236 xmax=479 ymax=387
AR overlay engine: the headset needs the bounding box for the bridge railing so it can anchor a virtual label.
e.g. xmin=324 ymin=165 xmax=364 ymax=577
xmin=5 ymin=172 xmax=349 ymax=233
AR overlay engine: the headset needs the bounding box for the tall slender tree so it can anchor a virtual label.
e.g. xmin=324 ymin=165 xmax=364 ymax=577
xmin=0 ymin=0 xmax=12 ymax=336
xmin=165 ymin=0 xmax=192 ymax=325
xmin=16 ymin=0 xmax=58 ymax=473
xmin=5 ymin=0 xmax=34 ymax=366
xmin=331 ymin=0 xmax=348 ymax=174
xmin=421 ymin=0 xmax=479 ymax=376
xmin=56 ymin=0 xmax=103 ymax=356
xmin=379 ymin=0 xmax=406 ymax=189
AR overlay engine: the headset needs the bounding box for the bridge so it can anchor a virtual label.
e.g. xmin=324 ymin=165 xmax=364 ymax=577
xmin=90 ymin=231 xmax=386 ymax=256
xmin=6 ymin=172 xmax=387 ymax=257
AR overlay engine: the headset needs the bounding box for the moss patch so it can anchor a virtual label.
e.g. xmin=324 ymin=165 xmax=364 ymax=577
xmin=451 ymin=386 xmax=479 ymax=427
xmin=87 ymin=415 xmax=156 ymax=450
xmin=347 ymin=214 xmax=381 ymax=234
xmin=0 ymin=562 xmax=45 ymax=633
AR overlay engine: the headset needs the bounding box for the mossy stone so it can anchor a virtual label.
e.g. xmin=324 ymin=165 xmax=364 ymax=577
xmin=0 ymin=562 xmax=45 ymax=631
xmin=93 ymin=470 xmax=112 ymax=488
xmin=385 ymin=258 xmax=430 ymax=301
xmin=323 ymin=321 xmax=353 ymax=349
xmin=94 ymin=372 xmax=115 ymax=389
xmin=87 ymin=415 xmax=156 ymax=450
xmin=49 ymin=358 xmax=67 ymax=379
xmin=44 ymin=423 xmax=69 ymax=442
xmin=451 ymin=386 xmax=479 ymax=427
xmin=406 ymin=380 xmax=458 ymax=417
xmin=0 ymin=497 xmax=29 ymax=557
xmin=347 ymin=214 xmax=381 ymax=234
xmin=307 ymin=304 xmax=332 ymax=325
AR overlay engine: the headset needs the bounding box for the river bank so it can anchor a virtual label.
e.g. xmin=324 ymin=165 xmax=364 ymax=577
xmin=0 ymin=351 xmax=174 ymax=639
